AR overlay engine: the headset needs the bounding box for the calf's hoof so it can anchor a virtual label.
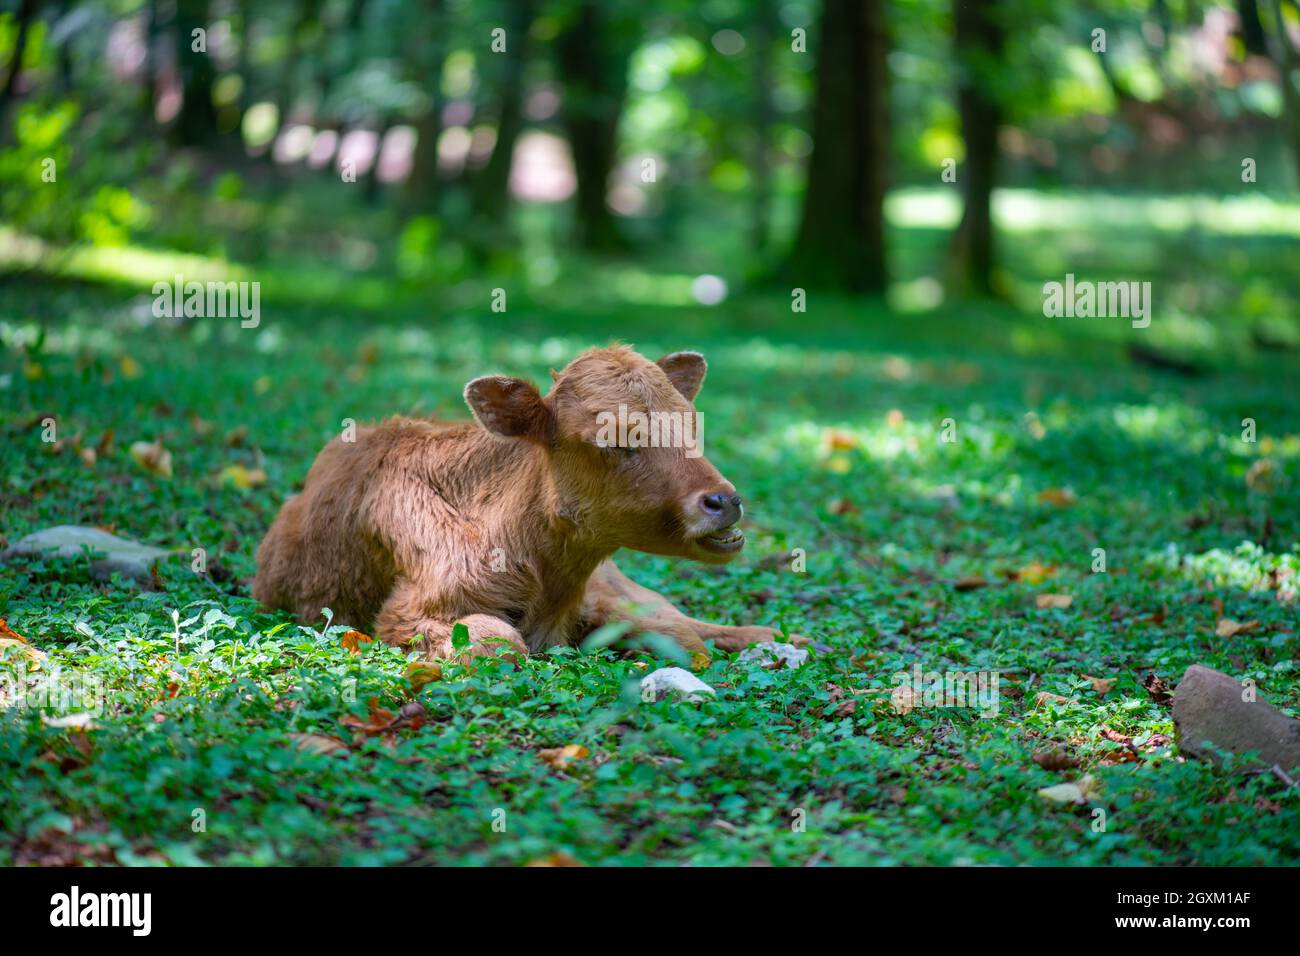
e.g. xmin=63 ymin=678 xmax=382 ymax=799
xmin=455 ymin=635 xmax=529 ymax=666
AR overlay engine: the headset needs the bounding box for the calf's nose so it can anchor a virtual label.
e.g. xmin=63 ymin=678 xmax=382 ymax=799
xmin=700 ymin=491 xmax=743 ymax=526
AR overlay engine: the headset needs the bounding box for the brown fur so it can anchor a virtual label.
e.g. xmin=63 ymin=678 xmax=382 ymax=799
xmin=252 ymin=346 xmax=797 ymax=661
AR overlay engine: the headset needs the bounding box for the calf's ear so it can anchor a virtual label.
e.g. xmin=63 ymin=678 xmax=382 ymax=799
xmin=464 ymin=376 xmax=553 ymax=442
xmin=657 ymin=351 xmax=707 ymax=401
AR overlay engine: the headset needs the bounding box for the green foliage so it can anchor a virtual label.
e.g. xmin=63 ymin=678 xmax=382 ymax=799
xmin=0 ymin=100 xmax=154 ymax=245
xmin=0 ymin=0 xmax=1298 ymax=868
xmin=1 ymin=248 xmax=1297 ymax=864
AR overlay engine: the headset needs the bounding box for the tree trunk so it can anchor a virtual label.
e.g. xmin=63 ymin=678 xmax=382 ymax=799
xmin=555 ymin=1 xmax=636 ymax=252
xmin=171 ymin=0 xmax=220 ymax=146
xmin=783 ymin=0 xmax=889 ymax=293
xmin=945 ymin=0 xmax=1004 ymax=299
xmin=1264 ymin=0 xmax=1300 ymax=187
xmin=404 ymin=0 xmax=448 ymax=211
xmin=140 ymin=0 xmax=160 ymax=118
xmin=55 ymin=0 xmax=74 ymax=93
xmin=0 ymin=0 xmax=39 ymax=145
xmin=276 ymin=0 xmax=323 ymax=126
xmin=750 ymin=0 xmax=776 ymax=254
xmin=1238 ymin=0 xmax=1269 ymax=55
xmin=470 ymin=0 xmax=535 ymax=226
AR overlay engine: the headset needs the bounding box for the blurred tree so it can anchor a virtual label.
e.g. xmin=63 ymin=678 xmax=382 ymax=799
xmin=172 ymin=0 xmax=220 ymax=146
xmin=1238 ymin=0 xmax=1269 ymax=55
xmin=0 ymin=0 xmax=39 ymax=145
xmin=277 ymin=0 xmax=324 ymax=125
xmin=404 ymin=0 xmax=449 ymax=213
xmin=555 ymin=0 xmax=639 ymax=251
xmin=234 ymin=0 xmax=252 ymax=114
xmin=140 ymin=0 xmax=160 ymax=119
xmin=750 ymin=0 xmax=777 ymax=254
xmin=51 ymin=0 xmax=74 ymax=92
xmin=783 ymin=0 xmax=888 ymax=292
xmin=470 ymin=0 xmax=536 ymax=229
xmin=1262 ymin=0 xmax=1300 ymax=184
xmin=945 ymin=0 xmax=1005 ymax=299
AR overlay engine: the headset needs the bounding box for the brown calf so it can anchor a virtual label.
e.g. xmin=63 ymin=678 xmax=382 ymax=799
xmin=252 ymin=345 xmax=795 ymax=661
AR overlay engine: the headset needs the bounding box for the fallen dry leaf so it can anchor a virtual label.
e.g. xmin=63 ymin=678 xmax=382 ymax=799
xmin=538 ymin=744 xmax=589 ymax=770
xmin=129 ymin=440 xmax=173 ymax=478
xmin=1034 ymin=691 xmax=1071 ymax=709
xmin=219 ymin=464 xmax=267 ymax=489
xmin=830 ymin=699 xmax=857 ymax=718
xmin=1142 ymin=671 xmax=1173 ymax=705
xmin=525 ymin=851 xmax=584 ymax=867
xmin=1086 ymin=675 xmax=1116 ymax=696
xmin=953 ymin=575 xmax=989 ymax=592
xmin=340 ymin=630 xmax=374 ymax=655
xmin=0 ymin=618 xmax=29 ymax=644
xmin=1036 ymin=593 xmax=1073 ymax=609
xmin=404 ymin=660 xmax=442 ymax=691
xmin=289 ymin=733 xmax=349 ymax=756
xmin=1033 ymin=749 xmax=1080 ymax=771
xmin=1100 ymin=725 xmax=1135 ymax=747
xmin=1098 ymin=748 xmax=1143 ymax=765
xmin=1037 ymin=774 xmax=1102 ymax=805
xmin=1009 ymin=560 xmax=1055 ymax=584
xmin=1140 ymin=733 xmax=1172 ymax=752
xmin=1245 ymin=458 xmax=1275 ymax=492
xmin=0 ymin=637 xmax=45 ymax=665
xmin=1037 ymin=487 xmax=1078 ymax=507
xmin=1215 ymin=618 xmax=1261 ymax=638
xmin=1098 ymin=728 xmax=1167 ymax=764
xmin=827 ymin=498 xmax=860 ymax=515
xmin=340 ymin=698 xmax=426 ymax=740
xmin=823 ymin=428 xmax=858 ymax=451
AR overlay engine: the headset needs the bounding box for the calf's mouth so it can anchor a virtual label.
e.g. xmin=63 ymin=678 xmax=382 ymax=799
xmin=695 ymin=524 xmax=745 ymax=555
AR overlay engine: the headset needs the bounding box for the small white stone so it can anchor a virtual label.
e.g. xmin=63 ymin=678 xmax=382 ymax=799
xmin=737 ymin=642 xmax=809 ymax=669
xmin=640 ymin=667 xmax=716 ymax=703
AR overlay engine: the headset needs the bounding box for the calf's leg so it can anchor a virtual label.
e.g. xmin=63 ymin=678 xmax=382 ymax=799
xmin=582 ymin=560 xmax=796 ymax=659
xmin=375 ymin=580 xmax=528 ymax=663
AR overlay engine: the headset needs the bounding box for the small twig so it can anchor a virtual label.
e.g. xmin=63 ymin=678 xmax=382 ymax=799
xmin=1272 ymin=764 xmax=1297 ymax=788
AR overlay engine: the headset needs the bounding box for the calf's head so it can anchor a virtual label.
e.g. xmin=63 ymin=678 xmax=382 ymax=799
xmin=464 ymin=346 xmax=746 ymax=563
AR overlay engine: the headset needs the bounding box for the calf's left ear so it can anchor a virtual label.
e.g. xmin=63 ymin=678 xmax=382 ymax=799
xmin=464 ymin=376 xmax=553 ymax=442
xmin=657 ymin=351 xmax=707 ymax=401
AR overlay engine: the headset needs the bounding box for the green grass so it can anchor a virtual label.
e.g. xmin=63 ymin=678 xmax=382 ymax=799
xmin=1 ymin=195 xmax=1298 ymax=866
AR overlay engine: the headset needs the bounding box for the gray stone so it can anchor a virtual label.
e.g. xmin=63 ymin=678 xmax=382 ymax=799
xmin=1172 ymin=664 xmax=1300 ymax=772
xmin=2 ymin=525 xmax=178 ymax=585
xmin=640 ymin=667 xmax=716 ymax=703
xmin=737 ymin=641 xmax=809 ymax=669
